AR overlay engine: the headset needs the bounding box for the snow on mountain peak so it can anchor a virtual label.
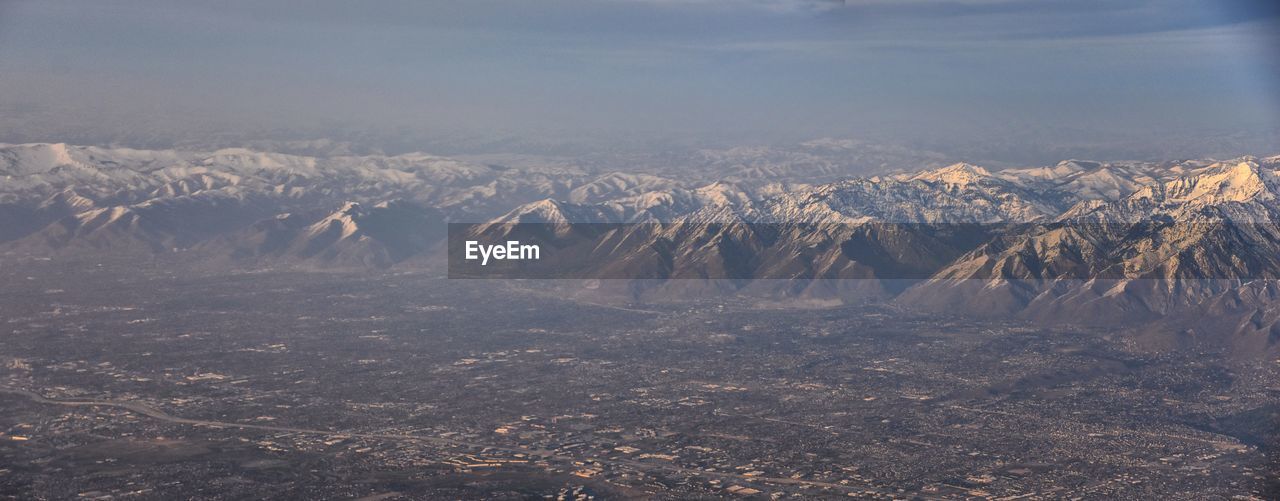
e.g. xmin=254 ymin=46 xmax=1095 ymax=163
xmin=338 ymin=201 xmax=363 ymax=215
xmin=1166 ymin=160 xmax=1274 ymax=204
xmin=502 ymin=198 xmax=594 ymax=224
xmin=307 ymin=202 xmax=366 ymax=240
xmin=0 ymin=142 xmax=80 ymax=176
xmin=906 ymin=162 xmax=991 ymax=188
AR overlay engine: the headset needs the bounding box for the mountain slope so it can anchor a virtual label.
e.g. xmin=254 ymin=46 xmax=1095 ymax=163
xmin=9 ymin=142 xmax=1280 ymax=353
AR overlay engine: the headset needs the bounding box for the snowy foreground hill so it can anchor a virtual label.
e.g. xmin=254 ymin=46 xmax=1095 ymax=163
xmin=4 ymin=142 xmax=1280 ymax=354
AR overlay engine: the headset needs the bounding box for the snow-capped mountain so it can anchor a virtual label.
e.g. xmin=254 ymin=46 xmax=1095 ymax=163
xmin=461 ymin=153 xmax=1280 ymax=352
xmin=5 ymin=142 xmax=1280 ymax=351
xmin=0 ymin=142 xmax=736 ymax=252
xmin=206 ymin=200 xmax=446 ymax=269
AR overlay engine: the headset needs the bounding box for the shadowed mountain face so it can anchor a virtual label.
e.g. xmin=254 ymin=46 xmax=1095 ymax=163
xmin=210 ymin=200 xmax=447 ymax=269
xmin=4 ymin=143 xmax=1280 ymax=354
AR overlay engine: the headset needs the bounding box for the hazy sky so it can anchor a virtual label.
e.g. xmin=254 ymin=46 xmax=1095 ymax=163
xmin=1 ymin=0 xmax=1278 ymax=158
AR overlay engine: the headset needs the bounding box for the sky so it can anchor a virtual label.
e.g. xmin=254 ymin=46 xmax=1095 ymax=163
xmin=0 ymin=0 xmax=1278 ymax=161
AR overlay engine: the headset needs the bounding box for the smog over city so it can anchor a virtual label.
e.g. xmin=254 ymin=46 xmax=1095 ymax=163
xmin=1 ymin=1 xmax=1280 ymax=499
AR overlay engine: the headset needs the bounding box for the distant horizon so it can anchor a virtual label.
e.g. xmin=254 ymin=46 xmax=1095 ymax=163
xmin=5 ymin=138 xmax=1280 ymax=184
xmin=2 ymin=132 xmax=1278 ymax=173
xmin=2 ymin=0 xmax=1278 ymax=165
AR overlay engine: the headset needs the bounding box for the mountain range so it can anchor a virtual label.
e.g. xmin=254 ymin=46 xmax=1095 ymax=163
xmin=4 ymin=142 xmax=1280 ymax=355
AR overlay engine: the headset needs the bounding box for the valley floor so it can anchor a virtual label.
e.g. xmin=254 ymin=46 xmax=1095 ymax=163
xmin=0 ymin=262 xmax=1276 ymax=499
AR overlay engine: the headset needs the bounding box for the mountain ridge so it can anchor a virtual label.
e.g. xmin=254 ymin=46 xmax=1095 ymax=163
xmin=5 ymin=142 xmax=1280 ymax=353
